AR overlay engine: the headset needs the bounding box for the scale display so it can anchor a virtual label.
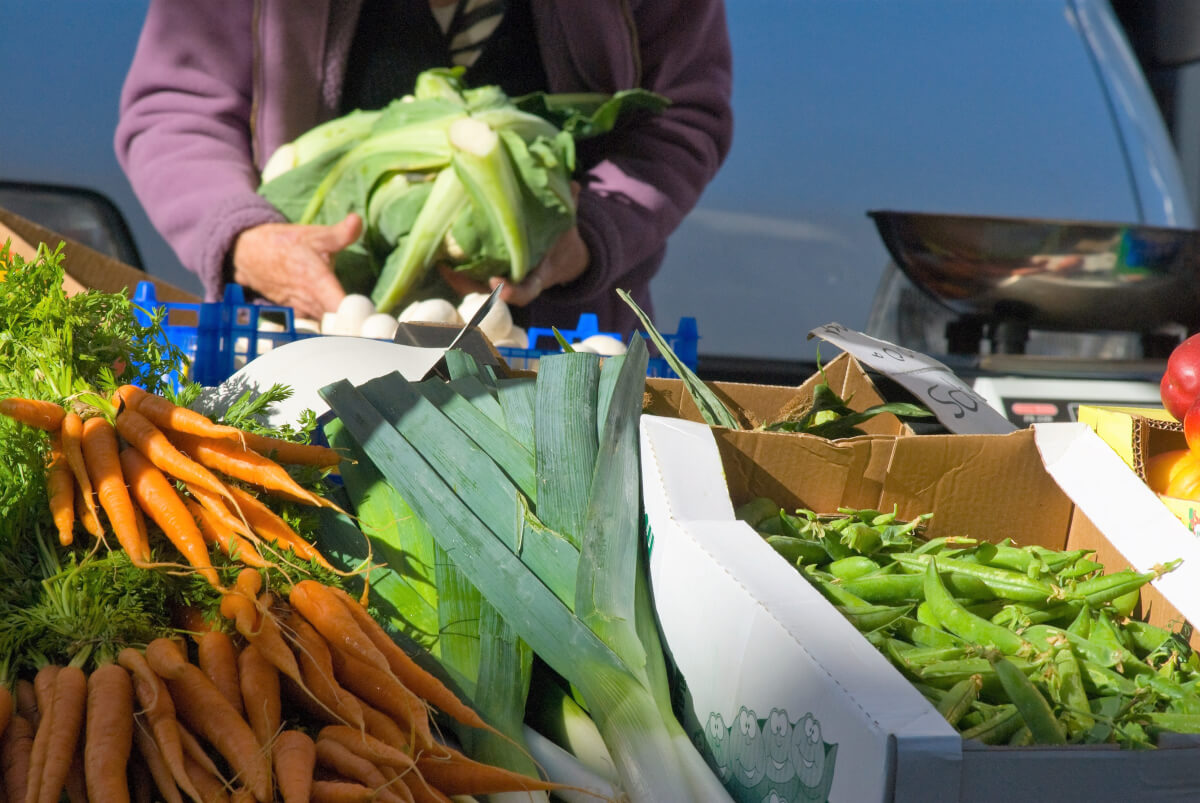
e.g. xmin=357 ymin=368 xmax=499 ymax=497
xmin=972 ymin=376 xmax=1163 ymax=427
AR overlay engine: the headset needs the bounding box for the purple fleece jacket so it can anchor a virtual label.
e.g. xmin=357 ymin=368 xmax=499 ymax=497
xmin=114 ymin=0 xmax=733 ymax=335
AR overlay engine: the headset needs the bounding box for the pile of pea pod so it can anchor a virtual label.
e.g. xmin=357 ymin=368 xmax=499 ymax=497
xmin=734 ymin=497 xmax=1199 ymax=749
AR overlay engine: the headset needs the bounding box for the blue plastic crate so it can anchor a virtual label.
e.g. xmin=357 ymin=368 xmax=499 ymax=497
xmin=133 ymin=281 xmax=307 ymax=389
xmin=497 ymin=313 xmax=699 ymax=379
xmin=133 ymin=281 xmax=699 ymax=386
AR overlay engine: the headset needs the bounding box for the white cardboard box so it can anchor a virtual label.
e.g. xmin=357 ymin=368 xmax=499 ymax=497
xmin=640 ymin=416 xmax=1200 ymax=802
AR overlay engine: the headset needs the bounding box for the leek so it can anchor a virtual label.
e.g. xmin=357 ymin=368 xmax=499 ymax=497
xmin=320 ymin=339 xmax=733 ymax=802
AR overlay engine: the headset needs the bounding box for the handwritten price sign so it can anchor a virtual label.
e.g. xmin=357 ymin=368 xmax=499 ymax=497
xmin=810 ymin=323 xmax=1016 ymax=435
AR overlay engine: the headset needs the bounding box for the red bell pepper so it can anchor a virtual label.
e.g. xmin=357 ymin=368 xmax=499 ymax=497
xmin=1161 ymin=333 xmax=1200 ymax=421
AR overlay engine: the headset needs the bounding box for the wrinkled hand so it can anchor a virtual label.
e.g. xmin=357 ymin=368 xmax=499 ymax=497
xmin=230 ymin=213 xmax=362 ymax=318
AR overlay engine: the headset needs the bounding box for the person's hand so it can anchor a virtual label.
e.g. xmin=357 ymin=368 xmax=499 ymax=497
xmin=230 ymin=213 xmax=363 ymax=318
xmin=440 ymin=183 xmax=588 ymax=306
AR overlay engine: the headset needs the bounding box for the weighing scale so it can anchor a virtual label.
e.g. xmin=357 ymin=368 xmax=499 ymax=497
xmin=868 ymin=210 xmax=1200 ymax=427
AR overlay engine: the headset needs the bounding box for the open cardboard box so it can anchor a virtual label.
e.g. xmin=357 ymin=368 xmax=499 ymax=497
xmin=1076 ymin=405 xmax=1200 ymax=535
xmin=0 ymin=207 xmax=198 ymax=303
xmin=641 ymin=416 xmax=1200 ymax=802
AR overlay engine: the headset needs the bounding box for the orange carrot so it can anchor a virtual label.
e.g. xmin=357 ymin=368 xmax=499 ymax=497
xmin=415 ymin=742 xmax=561 ymax=796
xmin=271 ymin=730 xmax=315 ymax=803
xmin=287 ymin=615 xmax=364 ymax=730
xmin=117 ymin=385 xmax=247 ymax=442
xmin=114 ymin=408 xmax=237 ymax=506
xmin=34 ymin=664 xmax=88 ymax=803
xmin=61 ymin=413 xmax=102 ymax=539
xmin=176 ymin=724 xmax=225 ymax=785
xmin=83 ymin=663 xmax=134 ymax=803
xmin=236 ymin=430 xmax=343 ymax=469
xmin=312 ymin=725 xmax=430 ymax=802
xmin=328 ymin=585 xmax=492 ymax=734
xmin=313 ymin=737 xmax=408 ymax=803
xmin=187 ymin=498 xmax=270 ymax=569
xmin=118 ymin=648 xmax=202 ymax=803
xmin=25 ymin=664 xmax=61 ymax=803
xmin=64 ymin=743 xmax=87 ymax=803
xmin=196 ymin=631 xmax=243 ymax=716
xmin=224 ymin=486 xmax=332 ymax=568
xmin=1 ymin=713 xmax=34 ymax=803
xmin=45 ymin=432 xmax=75 ymax=547
xmin=119 ymin=446 xmax=221 ymax=587
xmin=181 ymin=753 xmax=231 ymax=803
xmin=171 ymin=432 xmax=342 ymax=511
xmin=144 ymin=639 xmax=272 ymax=803
xmin=288 ymin=581 xmax=389 ymax=674
xmin=359 ymin=701 xmax=419 ymax=761
xmin=219 ymin=574 xmax=261 ymax=637
xmin=0 ymin=398 xmax=64 ymax=431
xmin=132 ymin=715 xmax=185 ymax=803
xmin=330 ymin=650 xmax=434 ymax=752
xmin=309 ymin=780 xmax=380 ymax=803
xmin=314 ymin=726 xmax=416 ymax=772
xmin=80 ymin=416 xmax=151 ymax=564
xmin=219 ymin=576 xmax=307 ymax=696
xmin=72 ymin=484 xmax=103 ymax=542
xmin=237 ymin=645 xmax=280 ymax=752
xmin=185 ymin=483 xmax=259 ymax=542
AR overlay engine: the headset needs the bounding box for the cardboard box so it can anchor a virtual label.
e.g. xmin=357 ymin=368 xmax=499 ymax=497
xmin=1076 ymin=404 xmax=1200 ymax=535
xmin=640 ymin=416 xmax=1200 ymax=802
xmin=643 ymin=350 xmax=904 ymax=436
xmin=0 ymin=207 xmax=198 ymax=303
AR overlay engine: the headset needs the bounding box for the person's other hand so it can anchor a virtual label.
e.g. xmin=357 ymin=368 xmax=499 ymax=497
xmin=440 ymin=182 xmax=588 ymax=306
xmin=230 ymin=213 xmax=362 ymax=318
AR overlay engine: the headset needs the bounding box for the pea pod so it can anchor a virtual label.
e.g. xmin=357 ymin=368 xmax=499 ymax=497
xmin=835 ymin=603 xmax=913 ymax=634
xmin=1007 ymin=725 xmax=1034 ymax=746
xmin=960 ymin=704 xmax=1023 ymax=744
xmin=895 ymin=553 xmax=1063 ymax=604
xmin=922 ymin=560 xmax=1031 ymax=655
xmin=1121 ymin=620 xmax=1177 ymax=658
xmin=1023 ymin=625 xmax=1148 ymax=676
xmin=1078 ymin=659 xmax=1138 ymax=697
xmin=894 ymin=616 xmax=965 ymax=649
xmin=735 ymin=496 xmax=784 ymax=529
xmin=912 ymin=535 xmax=978 ymax=556
xmin=1048 ymin=646 xmax=1094 ymax=733
xmin=802 ymin=566 xmax=873 ymax=610
xmin=1067 ymin=561 xmax=1180 ymax=608
xmin=842 ymin=570 xmax=991 ymax=605
xmin=936 ymin=674 xmax=983 ymax=727
xmin=991 ymin=654 xmax=1067 ymax=745
xmin=828 ymin=555 xmax=882 ymax=581
xmin=765 ymin=534 xmax=827 ymax=567
xmin=1065 ymin=605 xmax=1092 ymax=639
xmin=983 ymin=544 xmax=1091 ymax=576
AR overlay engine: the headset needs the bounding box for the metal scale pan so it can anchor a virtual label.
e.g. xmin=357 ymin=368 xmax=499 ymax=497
xmin=867 ymin=210 xmax=1200 ymax=338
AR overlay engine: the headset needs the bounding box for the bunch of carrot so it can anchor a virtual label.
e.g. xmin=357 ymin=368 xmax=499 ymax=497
xmin=0 ymin=387 xmax=345 ymax=585
xmin=0 ymin=570 xmax=567 ymax=803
